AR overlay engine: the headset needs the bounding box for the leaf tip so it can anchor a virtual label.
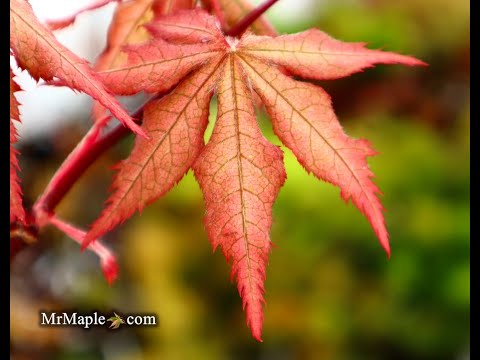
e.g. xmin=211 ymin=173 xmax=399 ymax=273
xmin=389 ymin=53 xmax=428 ymax=68
xmin=127 ymin=120 xmax=149 ymax=139
xmin=245 ymin=301 xmax=265 ymax=342
xmin=80 ymin=237 xmax=93 ymax=252
xmin=373 ymin=219 xmax=390 ymax=259
xmin=101 ymin=253 xmax=119 ymax=286
xmin=407 ymin=57 xmax=429 ymax=67
xmin=254 ymin=335 xmax=264 ymax=343
xmin=380 ymin=237 xmax=391 ymax=259
xmin=384 ymin=244 xmax=391 ymax=259
xmin=250 ymin=320 xmax=264 ymax=342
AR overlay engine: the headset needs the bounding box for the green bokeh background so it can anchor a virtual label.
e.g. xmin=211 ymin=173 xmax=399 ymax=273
xmin=11 ymin=0 xmax=469 ymax=359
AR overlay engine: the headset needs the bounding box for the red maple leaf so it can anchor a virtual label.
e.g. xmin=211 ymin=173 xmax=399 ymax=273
xmin=10 ymin=0 xmax=144 ymax=137
xmin=83 ymin=9 xmax=425 ymax=341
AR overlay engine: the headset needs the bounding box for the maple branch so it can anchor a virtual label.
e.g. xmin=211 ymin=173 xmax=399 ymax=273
xmin=32 ymin=125 xmax=127 ymax=225
xmin=225 ymin=0 xmax=279 ymax=38
xmin=32 ymin=99 xmax=154 ymax=226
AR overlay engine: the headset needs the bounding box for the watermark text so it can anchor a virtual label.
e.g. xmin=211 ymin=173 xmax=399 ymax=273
xmin=40 ymin=311 xmax=157 ymax=329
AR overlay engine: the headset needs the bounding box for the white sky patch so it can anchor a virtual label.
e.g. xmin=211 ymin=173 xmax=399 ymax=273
xmin=28 ymin=0 xmax=102 ymax=21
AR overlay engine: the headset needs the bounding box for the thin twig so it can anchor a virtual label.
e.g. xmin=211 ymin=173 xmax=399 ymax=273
xmin=32 ymin=95 xmax=160 ymax=225
xmin=49 ymin=215 xmax=119 ymax=285
xmin=225 ymin=0 xmax=279 ymax=38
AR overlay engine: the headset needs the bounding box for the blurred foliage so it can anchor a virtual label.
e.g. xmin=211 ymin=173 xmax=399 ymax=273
xmin=11 ymin=0 xmax=469 ymax=359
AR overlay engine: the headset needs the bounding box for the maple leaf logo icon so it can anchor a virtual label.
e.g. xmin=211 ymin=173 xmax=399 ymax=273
xmin=107 ymin=312 xmax=125 ymax=329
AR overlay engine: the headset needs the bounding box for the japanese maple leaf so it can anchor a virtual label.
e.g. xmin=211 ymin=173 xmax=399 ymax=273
xmin=10 ymin=69 xmax=25 ymax=224
xmin=84 ymin=9 xmax=425 ymax=341
xmin=9 ymin=0 xmax=144 ymax=136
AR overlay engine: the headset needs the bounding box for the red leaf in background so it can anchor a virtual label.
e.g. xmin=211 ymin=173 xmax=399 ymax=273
xmin=95 ymin=0 xmax=162 ymax=73
xmin=93 ymin=0 xmax=195 ymax=120
xmin=10 ymin=0 xmax=144 ymax=136
xmin=146 ymin=8 xmax=221 ymax=44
